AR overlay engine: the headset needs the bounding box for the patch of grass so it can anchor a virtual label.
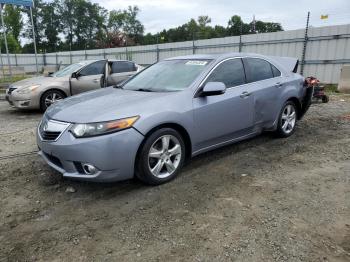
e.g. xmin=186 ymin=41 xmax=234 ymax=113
xmin=323 ymin=84 xmax=339 ymax=94
xmin=0 ymin=75 xmax=32 ymax=85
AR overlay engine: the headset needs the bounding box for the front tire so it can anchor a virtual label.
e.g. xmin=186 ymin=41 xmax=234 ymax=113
xmin=136 ymin=128 xmax=186 ymax=185
xmin=275 ymin=101 xmax=297 ymax=138
xmin=40 ymin=90 xmax=65 ymax=112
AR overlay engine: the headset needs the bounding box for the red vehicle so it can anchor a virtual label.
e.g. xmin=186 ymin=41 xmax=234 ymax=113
xmin=305 ymin=76 xmax=329 ymax=103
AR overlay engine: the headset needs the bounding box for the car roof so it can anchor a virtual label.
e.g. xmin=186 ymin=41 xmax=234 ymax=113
xmin=164 ymin=52 xmax=278 ymax=61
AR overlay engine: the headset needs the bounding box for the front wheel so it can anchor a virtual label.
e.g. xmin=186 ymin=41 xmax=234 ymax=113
xmin=136 ymin=128 xmax=185 ymax=185
xmin=40 ymin=90 xmax=65 ymax=112
xmin=275 ymin=101 xmax=297 ymax=138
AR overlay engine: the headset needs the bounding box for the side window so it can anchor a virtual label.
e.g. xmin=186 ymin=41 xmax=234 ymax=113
xmin=243 ymin=58 xmax=273 ymax=82
xmin=79 ymin=61 xmax=106 ymax=76
xmin=206 ymin=59 xmax=246 ymax=88
xmin=112 ymin=61 xmax=137 ymax=73
xmin=271 ymin=64 xmax=281 ymax=77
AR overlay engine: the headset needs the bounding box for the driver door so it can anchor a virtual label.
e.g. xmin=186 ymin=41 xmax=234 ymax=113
xmin=70 ymin=60 xmax=107 ymax=95
xmin=193 ymin=58 xmax=255 ymax=151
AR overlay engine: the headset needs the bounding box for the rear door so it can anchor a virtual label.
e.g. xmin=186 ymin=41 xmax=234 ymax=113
xmin=70 ymin=60 xmax=107 ymax=95
xmin=193 ymin=58 xmax=255 ymax=150
xmin=242 ymin=57 xmax=283 ymax=126
xmin=107 ymin=61 xmax=138 ymax=85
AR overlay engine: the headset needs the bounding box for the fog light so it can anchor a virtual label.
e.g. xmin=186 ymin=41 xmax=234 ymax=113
xmin=82 ymin=163 xmax=98 ymax=175
xmin=20 ymin=101 xmax=30 ymax=106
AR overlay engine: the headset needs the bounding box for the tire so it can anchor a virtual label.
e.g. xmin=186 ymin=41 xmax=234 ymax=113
xmin=136 ymin=128 xmax=186 ymax=185
xmin=275 ymin=101 xmax=297 ymax=138
xmin=322 ymin=95 xmax=329 ymax=103
xmin=40 ymin=90 xmax=66 ymax=112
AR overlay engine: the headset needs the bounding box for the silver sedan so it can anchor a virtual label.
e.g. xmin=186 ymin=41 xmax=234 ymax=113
xmin=37 ymin=53 xmax=312 ymax=185
xmin=6 ymin=60 xmax=143 ymax=111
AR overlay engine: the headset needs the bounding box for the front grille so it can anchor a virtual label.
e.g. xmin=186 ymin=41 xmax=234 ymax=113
xmin=8 ymin=87 xmax=16 ymax=94
xmin=41 ymin=131 xmax=61 ymax=141
xmin=39 ymin=118 xmax=70 ymax=141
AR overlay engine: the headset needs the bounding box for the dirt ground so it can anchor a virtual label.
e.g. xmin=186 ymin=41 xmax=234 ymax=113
xmin=0 ymin=95 xmax=349 ymax=262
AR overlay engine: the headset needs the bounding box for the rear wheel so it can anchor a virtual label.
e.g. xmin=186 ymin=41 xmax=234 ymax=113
xmin=40 ymin=90 xmax=65 ymax=112
xmin=322 ymin=95 xmax=329 ymax=103
xmin=136 ymin=128 xmax=185 ymax=185
xmin=275 ymin=101 xmax=297 ymax=138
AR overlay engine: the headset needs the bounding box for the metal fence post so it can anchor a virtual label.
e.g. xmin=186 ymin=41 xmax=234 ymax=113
xmin=239 ymin=23 xmax=243 ymax=52
xmin=300 ymin=11 xmax=310 ymax=75
xmin=0 ymin=45 xmax=4 ymax=76
xmin=192 ymin=33 xmax=195 ymax=54
xmin=14 ymin=53 xmax=18 ymax=66
xmin=29 ymin=6 xmax=39 ymax=74
xmin=55 ymin=53 xmax=58 ymax=69
xmin=0 ymin=4 xmax=12 ymax=78
xmin=156 ymin=45 xmax=159 ymax=62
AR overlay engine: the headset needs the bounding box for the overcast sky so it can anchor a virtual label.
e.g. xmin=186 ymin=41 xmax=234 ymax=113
xmin=92 ymin=0 xmax=350 ymax=33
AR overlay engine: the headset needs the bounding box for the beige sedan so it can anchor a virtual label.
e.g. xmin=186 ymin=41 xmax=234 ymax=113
xmin=5 ymin=59 xmax=143 ymax=111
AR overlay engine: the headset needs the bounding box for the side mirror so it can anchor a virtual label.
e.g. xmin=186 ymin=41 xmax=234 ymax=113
xmin=71 ymin=72 xmax=79 ymax=79
xmin=201 ymin=82 xmax=226 ymax=96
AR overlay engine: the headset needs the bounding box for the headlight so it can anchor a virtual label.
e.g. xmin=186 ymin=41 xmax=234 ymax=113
xmin=70 ymin=116 xmax=139 ymax=138
xmin=17 ymin=84 xmax=41 ymax=94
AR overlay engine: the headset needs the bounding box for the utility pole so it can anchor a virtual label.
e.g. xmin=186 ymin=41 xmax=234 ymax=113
xmin=0 ymin=3 xmax=12 ymax=78
xmin=30 ymin=5 xmax=39 ymax=74
xmin=300 ymin=11 xmax=310 ymax=75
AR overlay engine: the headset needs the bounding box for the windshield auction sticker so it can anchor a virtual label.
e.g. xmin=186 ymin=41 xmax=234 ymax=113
xmin=185 ymin=61 xmax=208 ymax=66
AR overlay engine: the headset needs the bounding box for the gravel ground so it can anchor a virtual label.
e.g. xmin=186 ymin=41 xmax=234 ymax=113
xmin=0 ymin=95 xmax=349 ymax=262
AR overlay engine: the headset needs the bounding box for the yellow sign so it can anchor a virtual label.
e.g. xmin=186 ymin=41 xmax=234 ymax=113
xmin=321 ymin=15 xmax=329 ymax=19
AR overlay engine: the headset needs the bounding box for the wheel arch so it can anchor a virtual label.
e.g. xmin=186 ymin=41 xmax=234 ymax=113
xmin=136 ymin=123 xmax=192 ymax=162
xmin=286 ymin=97 xmax=302 ymax=120
xmin=39 ymin=88 xmax=68 ymax=110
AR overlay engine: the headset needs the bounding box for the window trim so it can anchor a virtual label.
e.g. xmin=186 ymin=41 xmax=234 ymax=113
xmin=194 ymin=56 xmax=284 ymax=97
xmin=111 ymin=61 xmax=137 ymax=74
xmin=77 ymin=60 xmax=107 ymax=77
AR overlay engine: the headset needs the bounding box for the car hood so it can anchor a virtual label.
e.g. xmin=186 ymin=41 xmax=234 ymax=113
xmin=11 ymin=76 xmax=68 ymax=89
xmin=46 ymin=87 xmax=181 ymax=123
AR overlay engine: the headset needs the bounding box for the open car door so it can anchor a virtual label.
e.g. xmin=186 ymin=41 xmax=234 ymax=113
xmin=70 ymin=60 xmax=107 ymax=95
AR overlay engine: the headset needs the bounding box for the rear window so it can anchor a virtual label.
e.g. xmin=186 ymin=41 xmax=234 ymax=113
xmin=243 ymin=58 xmax=273 ymax=82
xmin=112 ymin=61 xmax=136 ymax=73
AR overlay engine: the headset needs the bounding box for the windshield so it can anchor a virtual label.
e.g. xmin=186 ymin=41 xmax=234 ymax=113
xmin=51 ymin=62 xmax=88 ymax=77
xmin=122 ymin=59 xmax=211 ymax=92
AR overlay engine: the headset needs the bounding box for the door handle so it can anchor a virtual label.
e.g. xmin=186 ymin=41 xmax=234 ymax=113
xmin=275 ymin=82 xmax=283 ymax=88
xmin=93 ymin=79 xmax=100 ymax=83
xmin=240 ymin=91 xmax=251 ymax=98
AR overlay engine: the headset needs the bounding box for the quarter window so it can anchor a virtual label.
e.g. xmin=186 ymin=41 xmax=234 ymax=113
xmin=79 ymin=61 xmax=106 ymax=76
xmin=243 ymin=58 xmax=273 ymax=82
xmin=112 ymin=61 xmax=136 ymax=73
xmin=271 ymin=64 xmax=281 ymax=77
xmin=206 ymin=59 xmax=246 ymax=88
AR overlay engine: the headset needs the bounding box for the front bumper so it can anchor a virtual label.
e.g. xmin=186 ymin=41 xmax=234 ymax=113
xmin=6 ymin=89 xmax=39 ymax=109
xmin=37 ymin=126 xmax=144 ymax=182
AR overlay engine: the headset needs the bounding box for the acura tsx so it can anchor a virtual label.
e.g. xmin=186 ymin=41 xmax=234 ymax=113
xmin=37 ymin=53 xmax=312 ymax=185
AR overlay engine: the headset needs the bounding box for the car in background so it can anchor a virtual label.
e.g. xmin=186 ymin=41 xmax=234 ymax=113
xmin=37 ymin=53 xmax=313 ymax=185
xmin=5 ymin=59 xmax=143 ymax=111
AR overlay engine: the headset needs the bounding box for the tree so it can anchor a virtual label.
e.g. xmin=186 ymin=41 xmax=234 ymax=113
xmin=198 ymin=15 xmax=211 ymax=27
xmin=0 ymin=33 xmax=21 ymax=53
xmin=41 ymin=0 xmax=62 ymax=52
xmin=3 ymin=5 xmax=23 ymax=42
xmin=122 ymin=6 xmax=144 ymax=43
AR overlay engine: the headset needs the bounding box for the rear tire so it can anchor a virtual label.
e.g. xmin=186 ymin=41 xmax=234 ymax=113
xmin=40 ymin=90 xmax=66 ymax=112
xmin=275 ymin=101 xmax=297 ymax=138
xmin=135 ymin=128 xmax=186 ymax=185
xmin=322 ymin=95 xmax=329 ymax=103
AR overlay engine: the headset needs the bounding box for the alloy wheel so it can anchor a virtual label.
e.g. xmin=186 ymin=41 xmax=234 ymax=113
xmin=45 ymin=92 xmax=63 ymax=108
xmin=148 ymin=135 xmax=182 ymax=178
xmin=281 ymin=104 xmax=296 ymax=134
